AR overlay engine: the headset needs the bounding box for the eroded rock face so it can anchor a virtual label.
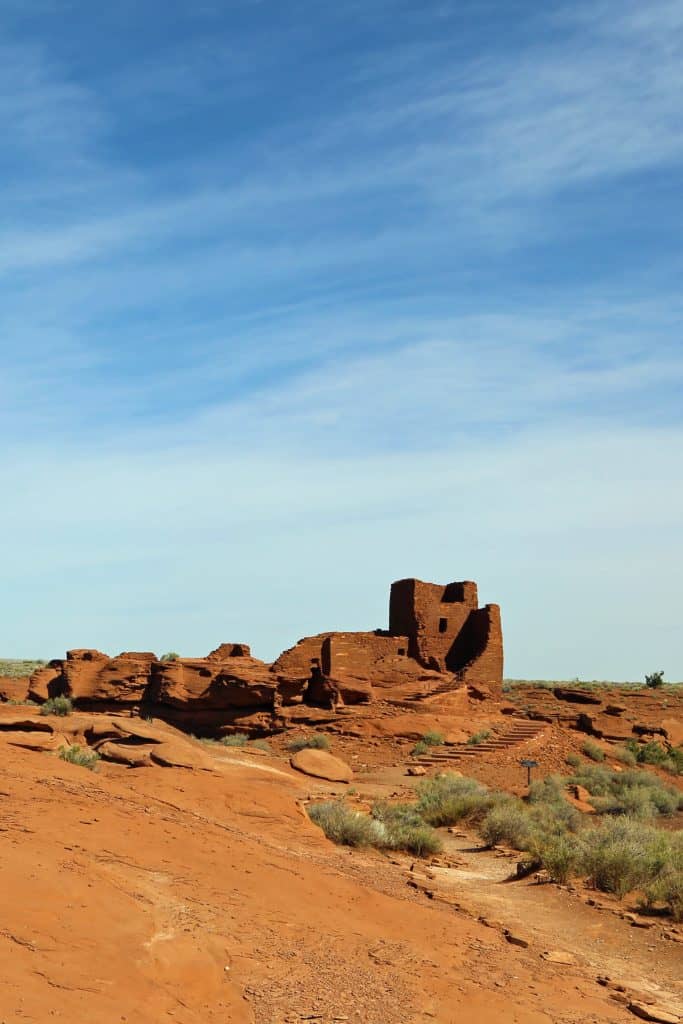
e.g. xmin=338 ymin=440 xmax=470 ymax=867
xmin=151 ymin=654 xmax=276 ymax=710
xmin=0 ymin=676 xmax=30 ymax=703
xmin=65 ymin=650 xmax=156 ymax=704
xmin=21 ymin=576 xmax=505 ymax=730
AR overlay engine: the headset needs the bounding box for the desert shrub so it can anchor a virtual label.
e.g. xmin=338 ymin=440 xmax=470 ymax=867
xmin=667 ymin=747 xmax=683 ymax=775
xmin=249 ymin=739 xmax=271 ymax=753
xmin=528 ymin=775 xmax=566 ymax=806
xmin=591 ymin=787 xmax=656 ymax=820
xmin=58 ymin=744 xmax=99 ymax=771
xmin=416 ymin=774 xmax=495 ymax=827
xmin=613 ymin=745 xmax=637 ymax=767
xmin=637 ymin=740 xmax=670 ymax=766
xmin=536 ymin=834 xmax=583 ymax=883
xmin=422 ymin=731 xmax=445 ymax=746
xmin=220 ymin=733 xmax=250 ymax=747
xmin=7 ymin=698 xmax=38 ymax=707
xmin=307 ymin=801 xmax=384 ymax=848
xmin=565 ymin=753 xmax=581 ymax=768
xmin=160 ymin=652 xmax=180 ymax=662
xmin=570 ymin=763 xmax=681 ymax=819
xmin=371 ymin=802 xmax=443 ymax=857
xmin=467 ymin=729 xmax=491 ymax=746
xmin=568 ymin=763 xmax=614 ymax=796
xmin=287 ymin=733 xmax=330 ymax=752
xmin=581 ymin=818 xmax=671 ymax=897
xmin=478 ymin=799 xmax=531 ymax=849
xmin=645 ymin=670 xmax=664 ymax=689
xmin=622 ymin=738 xmax=683 ymax=776
xmin=40 ymin=696 xmax=72 ymax=717
xmin=581 ymin=740 xmax=605 ymax=762
xmin=529 ymin=793 xmax=582 ymax=834
xmin=644 ymin=854 xmax=683 ymax=922
xmin=411 ymin=740 xmax=430 ymax=757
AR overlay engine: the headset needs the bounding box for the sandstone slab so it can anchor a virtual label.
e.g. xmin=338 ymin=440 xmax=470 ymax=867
xmin=629 ymin=1002 xmax=680 ymax=1024
xmin=290 ymin=748 xmax=353 ymax=783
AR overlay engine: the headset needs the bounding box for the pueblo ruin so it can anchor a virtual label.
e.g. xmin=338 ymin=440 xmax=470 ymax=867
xmin=11 ymin=578 xmax=503 ymax=733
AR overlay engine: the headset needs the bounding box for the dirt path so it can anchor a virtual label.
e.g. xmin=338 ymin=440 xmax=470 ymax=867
xmin=413 ymin=829 xmax=683 ymax=1015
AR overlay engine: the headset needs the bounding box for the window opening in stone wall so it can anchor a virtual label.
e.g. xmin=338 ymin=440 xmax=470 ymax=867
xmin=438 ymin=618 xmax=448 ymax=633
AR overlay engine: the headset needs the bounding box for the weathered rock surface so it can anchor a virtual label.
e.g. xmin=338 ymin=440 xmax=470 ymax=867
xmin=553 ymin=688 xmax=603 ymax=705
xmin=290 ymin=748 xmax=353 ymax=782
xmin=17 ymin=577 xmax=505 ymax=729
xmin=151 ymin=652 xmax=277 ymax=710
xmin=628 ymin=1002 xmax=680 ymax=1023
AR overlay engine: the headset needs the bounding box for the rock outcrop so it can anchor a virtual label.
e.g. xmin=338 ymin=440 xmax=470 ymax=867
xmin=3 ymin=577 xmax=505 ymax=734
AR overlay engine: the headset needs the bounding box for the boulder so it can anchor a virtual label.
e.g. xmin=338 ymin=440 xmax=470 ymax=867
xmin=149 ymin=739 xmax=215 ymax=771
xmin=628 ymin=1002 xmax=680 ymax=1024
xmin=290 ymin=748 xmax=353 ymax=783
xmin=503 ymin=928 xmax=531 ymax=949
xmin=406 ymin=765 xmax=427 ymax=777
xmin=97 ymin=741 xmax=153 ymax=768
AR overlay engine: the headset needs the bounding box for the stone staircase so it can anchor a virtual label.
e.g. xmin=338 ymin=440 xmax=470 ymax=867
xmin=417 ymin=720 xmax=546 ymax=767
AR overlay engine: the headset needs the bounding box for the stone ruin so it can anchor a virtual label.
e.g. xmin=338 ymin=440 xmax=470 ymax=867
xmin=5 ymin=578 xmax=503 ymax=734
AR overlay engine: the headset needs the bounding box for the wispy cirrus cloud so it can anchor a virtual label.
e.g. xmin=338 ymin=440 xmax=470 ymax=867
xmin=0 ymin=0 xmax=681 ymax=675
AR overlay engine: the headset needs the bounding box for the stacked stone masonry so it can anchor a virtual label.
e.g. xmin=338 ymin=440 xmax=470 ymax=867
xmin=7 ymin=578 xmax=504 ymax=731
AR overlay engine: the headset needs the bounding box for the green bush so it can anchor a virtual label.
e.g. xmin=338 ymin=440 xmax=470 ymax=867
xmin=467 ymin=729 xmax=492 ymax=746
xmin=220 ymin=733 xmax=250 ymax=747
xmin=613 ymin=745 xmax=637 ymax=767
xmin=287 ymin=733 xmax=330 ymax=752
xmin=40 ymin=696 xmax=73 ymax=717
xmin=58 ymin=744 xmax=100 ymax=771
xmin=307 ymin=801 xmax=384 ymax=848
xmin=478 ymin=799 xmax=531 ymax=849
xmin=565 ymin=753 xmax=581 ymax=768
xmin=411 ymin=739 xmax=430 ymax=757
xmin=160 ymin=652 xmax=180 ymax=662
xmin=416 ymin=774 xmax=494 ymax=827
xmin=581 ymin=818 xmax=671 ymax=897
xmin=645 ymin=670 xmax=664 ymax=689
xmin=528 ymin=775 xmax=566 ymax=806
xmin=249 ymin=739 xmax=271 ymax=753
xmin=622 ymin=738 xmax=683 ymax=776
xmin=423 ymin=730 xmax=445 ymax=746
xmin=667 ymin=746 xmax=683 ymax=775
xmin=371 ymin=802 xmax=442 ymax=857
xmin=581 ymin=740 xmax=605 ymax=762
xmin=570 ymin=763 xmax=682 ymax=819
xmin=644 ymin=859 xmax=683 ymax=922
xmin=536 ymin=834 xmax=583 ymax=883
xmin=637 ymin=740 xmax=670 ymax=766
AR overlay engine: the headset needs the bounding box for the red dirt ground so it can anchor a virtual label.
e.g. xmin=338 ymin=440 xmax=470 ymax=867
xmin=1 ymin=688 xmax=681 ymax=1024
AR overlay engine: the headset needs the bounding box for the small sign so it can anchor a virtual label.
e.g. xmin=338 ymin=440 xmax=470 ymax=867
xmin=519 ymin=758 xmax=539 ymax=784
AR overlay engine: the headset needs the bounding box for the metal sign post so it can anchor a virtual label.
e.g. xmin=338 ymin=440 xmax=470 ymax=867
xmin=519 ymin=758 xmax=539 ymax=786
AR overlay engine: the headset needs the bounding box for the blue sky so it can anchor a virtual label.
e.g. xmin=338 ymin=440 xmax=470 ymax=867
xmin=1 ymin=0 xmax=682 ymax=679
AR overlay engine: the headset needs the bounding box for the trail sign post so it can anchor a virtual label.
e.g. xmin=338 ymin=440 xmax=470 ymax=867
xmin=519 ymin=758 xmax=539 ymax=786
